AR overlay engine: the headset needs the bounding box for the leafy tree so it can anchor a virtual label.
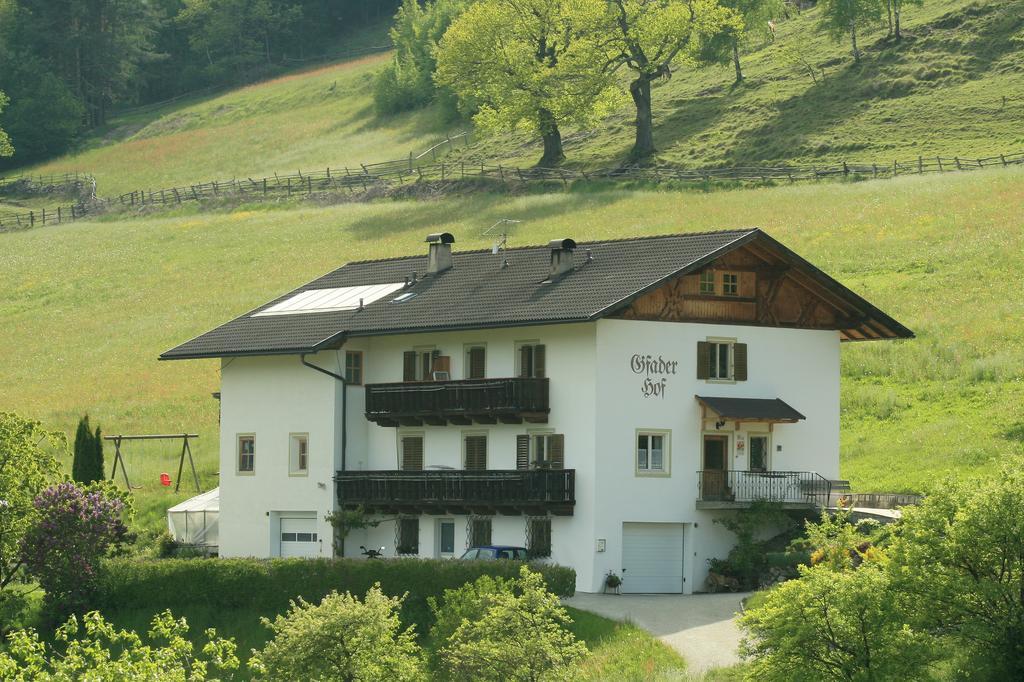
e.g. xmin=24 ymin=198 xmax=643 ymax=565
xmin=249 ymin=584 xmax=424 ymax=681
xmin=439 ymin=566 xmax=588 ymax=682
xmin=817 ymin=0 xmax=883 ymax=64
xmin=71 ymin=414 xmax=104 ymax=484
xmin=0 ymin=610 xmax=239 ymax=680
xmin=883 ymin=0 xmax=922 ymax=40
xmin=435 ymin=0 xmax=620 ymax=166
xmin=713 ymin=501 xmax=796 ymax=588
xmin=20 ymin=481 xmax=132 ymax=620
xmin=0 ymin=90 xmax=12 ymax=158
xmin=0 ymin=413 xmax=62 ymax=594
xmin=718 ymin=0 xmax=784 ymax=83
xmin=427 ymin=573 xmax=513 ymax=669
xmin=740 ymin=564 xmax=936 ymax=681
xmin=891 ymin=462 xmax=1024 ymax=678
xmin=584 ymin=0 xmax=741 ymax=160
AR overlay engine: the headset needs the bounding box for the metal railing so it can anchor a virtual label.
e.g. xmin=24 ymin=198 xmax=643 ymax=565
xmin=697 ymin=470 xmax=832 ymax=508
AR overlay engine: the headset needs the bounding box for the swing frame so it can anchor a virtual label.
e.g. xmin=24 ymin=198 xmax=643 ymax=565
xmin=104 ymin=433 xmax=201 ymax=493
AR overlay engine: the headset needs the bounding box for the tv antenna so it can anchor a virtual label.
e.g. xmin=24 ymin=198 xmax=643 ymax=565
xmin=483 ymin=218 xmax=521 ymax=254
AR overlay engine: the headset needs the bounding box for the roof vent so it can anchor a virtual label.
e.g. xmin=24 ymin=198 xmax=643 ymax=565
xmin=548 ymin=238 xmax=577 ymax=279
xmin=426 ymin=232 xmax=455 ymax=275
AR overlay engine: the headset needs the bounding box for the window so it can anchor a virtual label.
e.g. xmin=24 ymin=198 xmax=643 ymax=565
xmin=749 ymin=435 xmax=769 ymax=472
xmin=722 ymin=273 xmax=739 ymax=296
xmin=403 ymin=347 xmax=439 ymax=382
xmin=438 ymin=520 xmax=455 ymax=556
xmin=709 ymin=341 xmax=732 ymax=380
xmin=465 ymin=345 xmax=486 ymax=379
xmin=526 ymin=517 xmax=552 ymax=559
xmin=468 ymin=516 xmax=492 ymax=548
xmin=516 ymin=342 xmax=546 ymax=378
xmin=281 ymin=532 xmax=318 ymax=542
xmin=344 ymin=351 xmax=363 ymax=385
xmin=396 ymin=517 xmax=419 ymax=555
xmin=400 ymin=434 xmax=424 ymax=471
xmin=464 ymin=434 xmax=487 ymax=471
xmin=636 ymin=430 xmax=670 ymax=475
xmin=289 ymin=434 xmax=309 ymax=475
xmin=516 ymin=433 xmax=564 ymax=469
xmin=697 ymin=339 xmax=747 ymax=382
xmin=237 ymin=435 xmax=255 ymax=473
xmin=699 ymin=270 xmax=715 ymax=294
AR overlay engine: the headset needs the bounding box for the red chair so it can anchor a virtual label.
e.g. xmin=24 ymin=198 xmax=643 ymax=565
xmin=160 ymin=473 xmax=172 ymax=487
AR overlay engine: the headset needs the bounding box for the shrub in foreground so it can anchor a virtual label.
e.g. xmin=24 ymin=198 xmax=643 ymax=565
xmin=249 ymin=584 xmax=423 ymax=681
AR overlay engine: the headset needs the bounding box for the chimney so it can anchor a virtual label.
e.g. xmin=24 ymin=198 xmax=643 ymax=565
xmin=425 ymin=232 xmax=455 ymax=274
xmin=547 ymin=238 xmax=577 ymax=280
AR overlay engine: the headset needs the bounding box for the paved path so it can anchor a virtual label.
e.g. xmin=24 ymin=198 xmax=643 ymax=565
xmin=564 ymin=592 xmax=749 ymax=673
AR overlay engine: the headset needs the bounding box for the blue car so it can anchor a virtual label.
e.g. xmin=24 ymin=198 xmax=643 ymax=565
xmin=460 ymin=545 xmax=529 ymax=560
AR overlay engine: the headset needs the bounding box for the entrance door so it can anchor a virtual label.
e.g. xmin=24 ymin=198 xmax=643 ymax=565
xmin=436 ymin=519 xmax=455 ymax=558
xmin=279 ymin=516 xmax=320 ymax=558
xmin=702 ymin=435 xmax=729 ymax=500
xmin=622 ymin=523 xmax=685 ymax=593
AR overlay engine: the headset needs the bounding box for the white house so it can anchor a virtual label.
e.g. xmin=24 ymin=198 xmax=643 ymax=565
xmin=161 ymin=229 xmax=911 ymax=593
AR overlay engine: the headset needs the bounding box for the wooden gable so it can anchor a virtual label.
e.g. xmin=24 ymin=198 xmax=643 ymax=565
xmin=610 ymin=239 xmax=905 ymax=341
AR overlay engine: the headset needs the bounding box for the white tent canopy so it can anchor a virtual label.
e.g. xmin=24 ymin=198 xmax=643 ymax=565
xmin=167 ymin=487 xmax=219 ymax=548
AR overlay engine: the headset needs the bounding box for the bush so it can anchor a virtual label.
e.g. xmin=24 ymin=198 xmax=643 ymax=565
xmin=249 ymin=585 xmax=423 ymax=681
xmin=427 ymin=574 xmax=512 ymax=668
xmin=96 ymin=557 xmax=575 ymax=635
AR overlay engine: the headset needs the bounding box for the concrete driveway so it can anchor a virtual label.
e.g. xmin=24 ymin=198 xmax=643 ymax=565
xmin=564 ymin=592 xmax=749 ymax=673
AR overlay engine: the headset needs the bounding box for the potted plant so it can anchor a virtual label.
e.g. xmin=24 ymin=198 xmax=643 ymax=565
xmin=604 ymin=570 xmax=623 ymax=594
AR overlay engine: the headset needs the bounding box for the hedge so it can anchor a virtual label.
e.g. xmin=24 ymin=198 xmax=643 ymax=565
xmin=96 ymin=558 xmax=575 ymax=633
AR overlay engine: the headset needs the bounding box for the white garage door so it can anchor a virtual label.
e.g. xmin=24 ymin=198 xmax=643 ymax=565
xmin=622 ymin=523 xmax=685 ymax=593
xmin=279 ymin=516 xmax=320 ymax=558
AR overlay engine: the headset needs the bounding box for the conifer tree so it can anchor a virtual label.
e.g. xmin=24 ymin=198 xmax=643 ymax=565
xmin=71 ymin=415 xmax=92 ymax=484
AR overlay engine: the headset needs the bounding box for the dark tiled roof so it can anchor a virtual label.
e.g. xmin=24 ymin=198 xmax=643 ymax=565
xmin=696 ymin=396 xmax=806 ymax=422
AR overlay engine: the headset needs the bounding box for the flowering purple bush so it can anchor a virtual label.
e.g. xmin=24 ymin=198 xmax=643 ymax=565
xmin=20 ymin=482 xmax=131 ymax=619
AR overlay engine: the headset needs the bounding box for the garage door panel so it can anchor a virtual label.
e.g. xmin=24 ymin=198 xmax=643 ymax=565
xmin=622 ymin=523 xmax=684 ymax=593
xmin=280 ymin=516 xmax=319 ymax=558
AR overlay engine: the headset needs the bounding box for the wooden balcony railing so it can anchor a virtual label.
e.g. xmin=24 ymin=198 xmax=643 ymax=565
xmin=335 ymin=469 xmax=575 ymax=516
xmin=364 ymin=377 xmax=549 ymax=426
xmin=697 ymin=470 xmax=831 ymax=508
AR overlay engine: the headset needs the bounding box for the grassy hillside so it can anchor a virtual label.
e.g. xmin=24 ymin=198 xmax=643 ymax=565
xmin=17 ymin=0 xmax=1023 ymax=196
xmin=1 ymin=167 xmax=1021 ymax=533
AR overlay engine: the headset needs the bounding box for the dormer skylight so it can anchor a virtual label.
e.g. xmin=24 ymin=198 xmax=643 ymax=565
xmin=253 ymin=283 xmax=405 ymax=316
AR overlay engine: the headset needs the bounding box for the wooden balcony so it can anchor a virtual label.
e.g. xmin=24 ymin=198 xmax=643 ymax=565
xmin=364 ymin=377 xmax=549 ymax=426
xmin=696 ymin=470 xmax=831 ymax=510
xmin=335 ymin=469 xmax=575 ymax=516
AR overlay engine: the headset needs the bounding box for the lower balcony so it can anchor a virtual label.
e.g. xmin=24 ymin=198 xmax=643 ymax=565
xmin=696 ymin=470 xmax=831 ymax=509
xmin=336 ymin=469 xmax=575 ymax=516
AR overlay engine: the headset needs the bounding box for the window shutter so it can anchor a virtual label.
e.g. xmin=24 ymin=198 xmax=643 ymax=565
xmin=549 ymin=434 xmax=565 ymax=469
xmin=696 ymin=341 xmax=710 ymax=380
xmin=516 ymin=435 xmax=530 ymax=470
xmin=468 ymin=347 xmax=486 ymax=379
xmin=465 ymin=435 xmax=487 ymax=470
xmin=401 ymin=436 xmax=423 ymax=471
xmin=519 ymin=345 xmax=531 ymax=378
xmin=534 ymin=344 xmax=546 ymax=378
xmin=403 ymin=351 xmax=416 ymax=381
xmin=733 ymin=343 xmax=748 ymax=381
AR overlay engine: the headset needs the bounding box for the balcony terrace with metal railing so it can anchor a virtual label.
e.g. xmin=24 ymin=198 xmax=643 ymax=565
xmin=696 ymin=470 xmax=832 ymax=509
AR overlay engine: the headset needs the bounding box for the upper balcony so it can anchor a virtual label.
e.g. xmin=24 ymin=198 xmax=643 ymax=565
xmin=364 ymin=377 xmax=549 ymax=427
xmin=696 ymin=470 xmax=832 ymax=510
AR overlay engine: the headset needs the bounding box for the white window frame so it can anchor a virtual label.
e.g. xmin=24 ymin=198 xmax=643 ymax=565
xmin=236 ymin=434 xmax=255 ymax=475
xmin=515 ymin=340 xmax=542 ymax=378
xmin=344 ymin=350 xmax=363 ymax=385
xmin=436 ymin=518 xmax=456 ymax=558
xmin=412 ymin=345 xmax=436 ymax=381
xmin=527 ymin=428 xmax=555 ymax=467
xmin=289 ymin=433 xmax=309 ymax=476
xmin=635 ymin=429 xmax=671 ymax=477
xmin=463 ymin=343 xmax=487 ymax=380
xmin=747 ymin=432 xmax=771 ymax=472
xmin=462 ymin=431 xmax=488 ymax=470
xmin=706 ymin=337 xmax=736 ymax=383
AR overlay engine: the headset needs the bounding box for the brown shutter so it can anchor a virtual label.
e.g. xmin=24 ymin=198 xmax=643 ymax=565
xmin=733 ymin=343 xmax=748 ymax=381
xmin=519 ymin=345 xmax=531 ymax=378
xmin=516 ymin=435 xmax=530 ymax=470
xmin=696 ymin=341 xmax=710 ymax=380
xmin=549 ymin=434 xmax=564 ymax=469
xmin=468 ymin=347 xmax=486 ymax=379
xmin=534 ymin=344 xmax=546 ymax=378
xmin=465 ymin=435 xmax=487 ymax=470
xmin=401 ymin=436 xmax=423 ymax=471
xmin=403 ymin=351 xmax=416 ymax=382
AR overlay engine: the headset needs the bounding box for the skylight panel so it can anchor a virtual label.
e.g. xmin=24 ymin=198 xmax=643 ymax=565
xmin=253 ymin=282 xmax=406 ymax=316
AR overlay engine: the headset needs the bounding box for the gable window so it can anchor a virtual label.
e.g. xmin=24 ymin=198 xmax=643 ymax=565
xmin=468 ymin=516 xmax=492 ymax=548
xmin=749 ymin=435 xmax=769 ymax=472
xmin=636 ymin=430 xmax=670 ymax=475
xmin=516 ymin=342 xmax=546 ymax=378
xmin=526 ymin=517 xmax=552 ymax=559
xmin=399 ymin=434 xmax=424 ymax=471
xmin=237 ymin=435 xmax=255 ymax=474
xmin=289 ymin=434 xmax=309 ymax=475
xmin=464 ymin=433 xmax=488 ymax=470
xmin=396 ymin=517 xmax=419 ymax=555
xmin=722 ymin=273 xmax=739 ymax=296
xmin=344 ymin=351 xmax=363 ymax=385
xmin=517 ymin=433 xmax=564 ymax=470
xmin=699 ymin=270 xmax=715 ymax=295
xmin=697 ymin=339 xmax=748 ymax=382
xmin=465 ymin=345 xmax=486 ymax=379
xmin=403 ymin=347 xmax=439 ymax=382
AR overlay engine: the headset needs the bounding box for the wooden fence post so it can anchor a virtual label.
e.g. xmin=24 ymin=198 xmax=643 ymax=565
xmin=29 ymin=211 xmax=34 ymax=227
xmin=57 ymin=207 xmax=62 ymax=223
xmin=842 ymin=161 xmax=849 ymax=176
xmin=1001 ymin=154 xmax=1007 ymax=167
xmin=936 ymin=157 xmax=943 ymax=172
xmin=918 ymin=156 xmax=923 ymax=174
xmin=955 ymin=157 xmax=962 ymax=170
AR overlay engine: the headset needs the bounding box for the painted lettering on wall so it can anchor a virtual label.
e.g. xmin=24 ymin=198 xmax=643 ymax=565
xmin=630 ymin=354 xmax=678 ymax=399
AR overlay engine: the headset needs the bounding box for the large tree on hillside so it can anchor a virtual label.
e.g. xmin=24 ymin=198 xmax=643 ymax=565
xmin=818 ymin=0 xmax=883 ymax=63
xmin=434 ymin=0 xmax=619 ymax=166
xmin=884 ymin=0 xmax=923 ymax=40
xmin=585 ymin=0 xmax=741 ymax=161
xmin=718 ymin=0 xmax=784 ymax=83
